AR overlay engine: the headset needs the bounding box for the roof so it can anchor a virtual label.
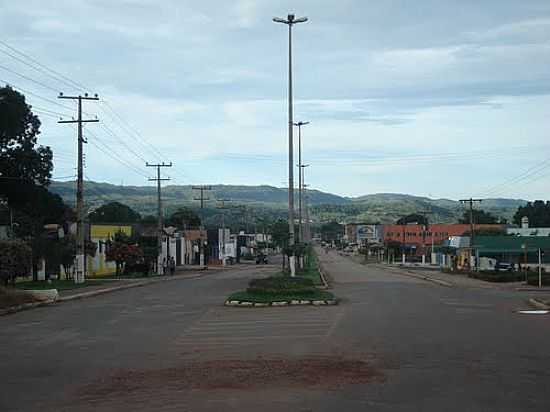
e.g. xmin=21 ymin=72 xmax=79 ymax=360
xmin=475 ymin=236 xmax=550 ymax=253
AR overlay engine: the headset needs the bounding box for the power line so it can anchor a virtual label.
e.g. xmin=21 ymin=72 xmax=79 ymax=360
xmin=99 ymin=122 xmax=148 ymax=163
xmin=101 ymin=101 xmax=166 ymax=161
xmin=0 ymin=79 xmax=75 ymax=111
xmin=0 ymin=64 xmax=60 ymax=93
xmin=0 ymin=46 xmax=84 ymax=93
xmin=0 ymin=39 xmax=89 ymax=92
xmin=85 ymin=131 xmax=150 ymax=179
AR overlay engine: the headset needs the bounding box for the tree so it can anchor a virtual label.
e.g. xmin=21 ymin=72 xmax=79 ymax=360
xmin=141 ymin=214 xmax=157 ymax=224
xmin=88 ymin=202 xmax=141 ymax=224
xmin=0 ymin=86 xmax=52 ymax=185
xmin=513 ymin=201 xmax=550 ymax=227
xmin=105 ymin=231 xmax=143 ymax=276
xmin=167 ymin=207 xmax=201 ymax=229
xmin=320 ymin=221 xmax=343 ymax=243
xmin=459 ymin=209 xmax=499 ymax=224
xmin=269 ymin=219 xmax=289 ymax=249
xmin=396 ymin=214 xmax=428 ymax=225
xmin=0 ymin=240 xmax=32 ymax=286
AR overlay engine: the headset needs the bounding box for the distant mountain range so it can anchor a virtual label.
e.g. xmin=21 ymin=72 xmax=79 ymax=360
xmin=49 ymin=181 xmax=528 ymax=224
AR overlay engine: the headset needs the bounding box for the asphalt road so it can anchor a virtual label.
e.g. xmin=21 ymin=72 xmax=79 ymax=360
xmin=1 ymin=252 xmax=549 ymax=412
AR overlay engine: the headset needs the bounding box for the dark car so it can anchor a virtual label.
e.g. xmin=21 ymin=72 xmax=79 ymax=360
xmin=255 ymin=254 xmax=268 ymax=264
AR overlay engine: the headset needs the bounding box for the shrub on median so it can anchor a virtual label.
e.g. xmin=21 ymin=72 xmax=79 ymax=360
xmin=247 ymin=276 xmax=315 ymax=295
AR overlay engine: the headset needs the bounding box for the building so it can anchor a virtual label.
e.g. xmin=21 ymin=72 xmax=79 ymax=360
xmin=383 ymin=223 xmax=506 ymax=256
xmin=344 ymin=223 xmax=382 ymax=245
xmin=506 ymin=216 xmax=550 ymax=237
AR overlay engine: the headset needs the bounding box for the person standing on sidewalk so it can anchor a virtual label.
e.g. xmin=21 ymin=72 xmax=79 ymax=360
xmin=169 ymin=256 xmax=176 ymax=276
xmin=162 ymin=257 xmax=168 ymax=276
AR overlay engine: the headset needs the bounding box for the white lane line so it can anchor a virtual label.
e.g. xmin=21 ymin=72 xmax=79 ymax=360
xmin=177 ymin=334 xmax=324 ymax=342
xmin=183 ymin=328 xmax=330 ymax=337
xmin=191 ymin=320 xmax=333 ymax=326
xmin=441 ymin=301 xmax=494 ymax=308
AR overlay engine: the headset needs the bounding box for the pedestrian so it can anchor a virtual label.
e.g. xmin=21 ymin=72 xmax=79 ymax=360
xmin=170 ymin=256 xmax=176 ymax=276
xmin=162 ymin=257 xmax=168 ymax=276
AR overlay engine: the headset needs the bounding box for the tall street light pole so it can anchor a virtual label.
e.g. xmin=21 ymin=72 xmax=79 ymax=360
xmin=273 ymin=13 xmax=308 ymax=277
xmin=294 ymin=120 xmax=309 ymax=246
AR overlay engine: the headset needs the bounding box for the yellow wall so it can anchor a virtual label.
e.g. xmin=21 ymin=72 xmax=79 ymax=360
xmin=89 ymin=225 xmax=132 ymax=276
xmin=91 ymin=225 xmax=132 ymax=240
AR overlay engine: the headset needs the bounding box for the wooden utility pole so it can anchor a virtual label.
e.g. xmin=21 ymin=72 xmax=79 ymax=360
xmin=217 ymin=198 xmax=231 ymax=265
xmin=459 ymin=198 xmax=483 ymax=270
xmin=459 ymin=198 xmax=483 ymax=246
xmin=147 ymin=162 xmax=172 ymax=274
xmin=419 ymin=208 xmax=433 ymax=264
xmin=58 ymin=92 xmax=99 ymax=284
xmin=192 ymin=185 xmax=212 ymax=266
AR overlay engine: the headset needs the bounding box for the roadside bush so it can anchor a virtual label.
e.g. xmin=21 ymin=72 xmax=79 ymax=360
xmin=247 ymin=276 xmax=315 ymax=295
xmin=469 ymin=271 xmax=524 ymax=283
xmin=0 ymin=240 xmax=32 ymax=286
xmin=526 ymin=273 xmax=550 ymax=286
xmin=124 ymin=262 xmax=149 ymax=276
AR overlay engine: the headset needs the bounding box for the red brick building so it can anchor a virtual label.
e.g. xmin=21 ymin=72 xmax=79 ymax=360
xmin=383 ymin=223 xmax=505 ymax=255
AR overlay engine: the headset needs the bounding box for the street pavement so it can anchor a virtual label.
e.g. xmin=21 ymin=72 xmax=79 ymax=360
xmin=1 ymin=252 xmax=550 ymax=411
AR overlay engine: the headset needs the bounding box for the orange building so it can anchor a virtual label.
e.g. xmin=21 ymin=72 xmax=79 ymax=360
xmin=383 ymin=223 xmax=505 ymax=255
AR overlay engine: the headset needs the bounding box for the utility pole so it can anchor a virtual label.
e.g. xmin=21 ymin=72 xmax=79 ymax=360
xmin=217 ymin=198 xmax=231 ymax=266
xmin=459 ymin=198 xmax=483 ymax=270
xmin=192 ymin=185 xmax=212 ymax=267
xmin=58 ymin=92 xmax=99 ymax=284
xmin=418 ymin=208 xmax=433 ymax=265
xmin=273 ymin=13 xmax=308 ymax=277
xmin=147 ymin=162 xmax=172 ymax=274
xmin=293 ymin=121 xmax=309 ymax=245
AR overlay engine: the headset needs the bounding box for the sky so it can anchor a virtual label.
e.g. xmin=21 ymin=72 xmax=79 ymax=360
xmin=1 ymin=0 xmax=550 ymax=201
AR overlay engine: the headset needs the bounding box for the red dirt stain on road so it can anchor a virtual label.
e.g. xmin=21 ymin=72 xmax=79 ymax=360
xmin=80 ymin=356 xmax=384 ymax=397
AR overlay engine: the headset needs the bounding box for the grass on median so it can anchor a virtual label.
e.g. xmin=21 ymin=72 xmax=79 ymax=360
xmin=296 ymin=248 xmax=324 ymax=286
xmin=226 ymin=273 xmax=335 ymax=303
xmin=15 ymin=279 xmax=106 ymax=291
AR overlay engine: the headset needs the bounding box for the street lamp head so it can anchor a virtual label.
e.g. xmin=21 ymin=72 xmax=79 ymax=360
xmin=294 ymin=16 xmax=308 ymax=24
xmin=273 ymin=17 xmax=288 ymax=24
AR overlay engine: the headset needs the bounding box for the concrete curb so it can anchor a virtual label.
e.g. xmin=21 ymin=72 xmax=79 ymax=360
xmin=1 ymin=272 xmax=204 ymax=316
xmin=58 ymin=273 xmax=204 ymax=302
xmin=224 ymin=298 xmax=338 ymax=308
xmin=0 ymin=299 xmax=56 ymax=316
xmin=528 ymin=298 xmax=550 ymax=310
xmin=317 ymin=261 xmax=330 ymax=289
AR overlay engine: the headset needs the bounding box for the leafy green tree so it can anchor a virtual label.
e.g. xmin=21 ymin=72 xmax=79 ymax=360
xmin=88 ymin=201 xmax=141 ymax=224
xmin=0 ymin=86 xmax=53 ymax=185
xmin=269 ymin=219 xmax=289 ymax=249
xmin=459 ymin=209 xmax=499 ymax=224
xmin=396 ymin=213 xmax=428 ymax=225
xmin=141 ymin=214 xmax=157 ymax=224
xmin=105 ymin=231 xmax=142 ymax=276
xmin=513 ymin=201 xmax=550 ymax=227
xmin=320 ymin=221 xmax=343 ymax=243
xmin=167 ymin=207 xmax=201 ymax=229
xmin=0 ymin=240 xmax=32 ymax=286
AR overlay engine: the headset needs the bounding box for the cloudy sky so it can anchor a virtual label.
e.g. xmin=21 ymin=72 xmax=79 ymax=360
xmin=1 ymin=0 xmax=550 ymax=200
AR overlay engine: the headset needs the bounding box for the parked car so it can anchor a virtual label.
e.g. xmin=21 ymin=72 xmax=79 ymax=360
xmin=495 ymin=262 xmax=514 ymax=272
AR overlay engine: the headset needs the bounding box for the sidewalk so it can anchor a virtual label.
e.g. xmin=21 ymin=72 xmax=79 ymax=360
xmin=59 ymin=269 xmax=208 ymax=300
xmin=377 ymin=264 xmax=525 ymax=290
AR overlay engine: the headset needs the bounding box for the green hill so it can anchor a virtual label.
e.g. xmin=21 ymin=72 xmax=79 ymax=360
xmin=49 ymin=181 xmax=527 ymax=225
